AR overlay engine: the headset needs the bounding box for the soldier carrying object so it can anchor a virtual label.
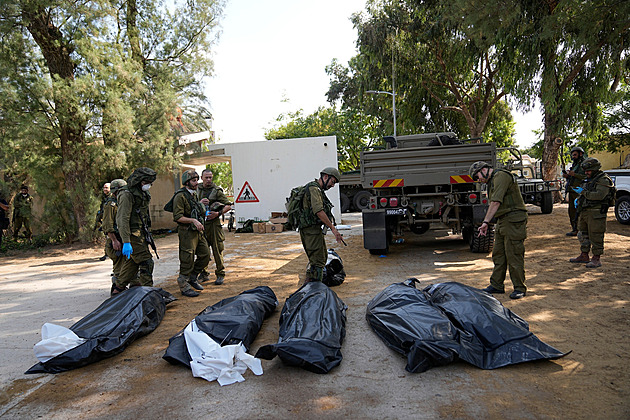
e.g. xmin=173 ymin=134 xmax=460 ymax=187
xmin=197 ymin=168 xmax=232 ymax=285
xmin=569 ymin=157 xmax=614 ymax=268
xmin=172 ymin=170 xmax=210 ymax=297
xmin=562 ymin=146 xmax=586 ymax=236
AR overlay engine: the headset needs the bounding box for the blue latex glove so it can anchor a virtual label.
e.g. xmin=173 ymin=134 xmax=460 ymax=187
xmin=574 ymin=198 xmax=579 ymax=208
xmin=122 ymin=242 xmax=133 ymax=259
xmin=572 ymin=186 xmax=584 ymax=193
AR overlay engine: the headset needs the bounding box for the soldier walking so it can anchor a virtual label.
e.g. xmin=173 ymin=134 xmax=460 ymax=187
xmin=114 ymin=167 xmax=157 ymax=294
xmin=569 ymin=158 xmax=614 ymax=268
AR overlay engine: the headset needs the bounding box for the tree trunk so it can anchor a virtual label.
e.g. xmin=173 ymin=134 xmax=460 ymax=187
xmin=23 ymin=7 xmax=90 ymax=239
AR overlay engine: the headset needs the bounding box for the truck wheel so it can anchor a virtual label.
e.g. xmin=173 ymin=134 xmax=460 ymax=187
xmin=470 ymin=226 xmax=494 ymax=253
xmin=353 ymin=191 xmax=371 ymax=211
xmin=340 ymin=193 xmax=351 ymax=213
xmin=540 ymin=191 xmax=553 ymax=214
xmin=615 ymin=196 xmax=630 ymax=225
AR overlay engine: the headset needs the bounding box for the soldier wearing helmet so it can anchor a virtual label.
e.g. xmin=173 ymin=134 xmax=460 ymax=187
xmin=115 ymin=167 xmax=157 ymax=294
xmin=102 ymin=179 xmax=132 ymax=295
xmin=469 ymin=161 xmax=528 ymax=299
xmin=197 ymin=168 xmax=233 ymax=285
xmin=297 ymin=167 xmax=344 ymax=283
xmin=563 ymin=145 xmax=587 ymax=236
xmin=171 ymin=169 xmax=210 ymax=297
xmin=569 ymin=157 xmax=614 ymax=268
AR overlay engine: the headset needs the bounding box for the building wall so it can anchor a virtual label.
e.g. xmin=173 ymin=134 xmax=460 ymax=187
xmin=591 ymin=146 xmax=630 ymax=170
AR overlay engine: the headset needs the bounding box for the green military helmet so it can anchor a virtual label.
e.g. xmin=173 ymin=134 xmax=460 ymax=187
xmin=581 ymin=157 xmax=601 ymax=172
xmin=209 ymin=201 xmax=225 ymax=212
xmin=181 ymin=170 xmax=199 ymax=186
xmin=109 ymin=179 xmax=127 ymax=193
xmin=469 ymin=161 xmax=491 ymax=179
xmin=321 ymin=167 xmax=341 ymax=182
xmin=570 ymin=146 xmax=585 ymax=154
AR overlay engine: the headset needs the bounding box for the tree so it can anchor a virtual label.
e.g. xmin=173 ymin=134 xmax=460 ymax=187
xmin=327 ymin=0 xmax=514 ymax=141
xmin=265 ymin=106 xmax=381 ymax=172
xmin=0 ymin=0 xmax=223 ymax=240
xmin=451 ymin=0 xmax=630 ymax=181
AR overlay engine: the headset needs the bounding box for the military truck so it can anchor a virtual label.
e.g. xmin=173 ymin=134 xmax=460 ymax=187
xmin=361 ymin=132 xmax=495 ymax=255
xmin=338 ymin=170 xmax=370 ymax=213
xmin=498 ymin=147 xmax=561 ymax=214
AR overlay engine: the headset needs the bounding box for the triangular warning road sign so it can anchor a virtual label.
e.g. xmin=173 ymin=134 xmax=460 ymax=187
xmin=235 ymin=181 xmax=259 ymax=203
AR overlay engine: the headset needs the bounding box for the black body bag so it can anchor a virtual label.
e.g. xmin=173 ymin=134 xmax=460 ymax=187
xmin=26 ymin=287 xmax=176 ymax=374
xmin=366 ymin=280 xmax=568 ymax=373
xmin=255 ymin=281 xmax=347 ymax=374
xmin=322 ymin=249 xmax=346 ymax=287
xmin=163 ymin=286 xmax=278 ymax=367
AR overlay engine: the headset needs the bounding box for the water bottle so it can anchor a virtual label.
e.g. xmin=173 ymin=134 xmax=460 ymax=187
xmin=393 ymin=238 xmax=404 ymax=244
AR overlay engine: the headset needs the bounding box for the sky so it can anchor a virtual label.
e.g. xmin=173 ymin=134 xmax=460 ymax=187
xmin=204 ymin=0 xmax=542 ymax=148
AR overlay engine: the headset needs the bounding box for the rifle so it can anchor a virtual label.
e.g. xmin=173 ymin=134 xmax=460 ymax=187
xmin=136 ymin=209 xmax=159 ymax=259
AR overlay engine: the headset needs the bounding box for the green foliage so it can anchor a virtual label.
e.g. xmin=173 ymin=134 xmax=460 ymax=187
xmin=205 ymin=163 xmax=233 ymax=196
xmin=265 ymin=106 xmax=381 ymax=171
xmin=0 ymin=0 xmax=223 ymax=240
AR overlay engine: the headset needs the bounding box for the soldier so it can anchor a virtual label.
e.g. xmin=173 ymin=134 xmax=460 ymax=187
xmin=563 ymin=146 xmax=586 ymax=236
xmin=297 ymin=167 xmax=344 ymax=283
xmin=102 ymin=179 xmax=132 ymax=295
xmin=114 ymin=167 xmax=157 ymax=294
xmin=172 ymin=170 xmax=209 ymax=297
xmin=197 ymin=168 xmax=232 ymax=285
xmin=0 ymin=192 xmax=9 ymax=248
xmin=96 ymin=182 xmax=111 ymax=261
xmin=569 ymin=158 xmax=614 ymax=268
xmin=12 ymin=185 xmax=33 ymax=241
xmin=470 ymin=161 xmax=528 ymax=299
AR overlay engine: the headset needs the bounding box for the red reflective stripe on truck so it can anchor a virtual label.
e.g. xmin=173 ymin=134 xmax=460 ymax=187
xmin=373 ymin=179 xmax=404 ymax=188
xmin=450 ymin=175 xmax=474 ymax=184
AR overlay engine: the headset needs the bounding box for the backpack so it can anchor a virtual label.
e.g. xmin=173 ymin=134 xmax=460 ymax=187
xmin=285 ymin=185 xmax=308 ymax=231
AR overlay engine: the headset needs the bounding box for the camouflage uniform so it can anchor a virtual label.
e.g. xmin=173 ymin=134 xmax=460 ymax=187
xmin=12 ymin=191 xmax=33 ymax=240
xmin=116 ymin=168 xmax=157 ymax=289
xmin=576 ymin=171 xmax=614 ymax=257
xmin=102 ymin=189 xmax=132 ymax=285
xmin=173 ymin=188 xmax=210 ymax=279
xmin=197 ymin=182 xmax=231 ymax=279
xmin=567 ymin=155 xmax=586 ymax=232
xmin=95 ymin=190 xmax=111 ymax=231
xmin=299 ymin=180 xmax=334 ymax=282
xmin=488 ymin=169 xmax=528 ymax=293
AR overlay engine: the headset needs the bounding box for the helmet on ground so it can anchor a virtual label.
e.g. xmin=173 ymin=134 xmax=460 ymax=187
xmin=320 ymin=167 xmax=341 ymax=182
xmin=581 ymin=157 xmax=601 ymax=172
xmin=570 ymin=146 xmax=585 ymax=154
xmin=181 ymin=170 xmax=199 ymax=186
xmin=469 ymin=161 xmax=491 ymax=179
xmin=110 ymin=179 xmax=127 ymax=193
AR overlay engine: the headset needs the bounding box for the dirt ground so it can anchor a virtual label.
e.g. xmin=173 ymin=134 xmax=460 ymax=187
xmin=0 ymin=204 xmax=628 ymax=419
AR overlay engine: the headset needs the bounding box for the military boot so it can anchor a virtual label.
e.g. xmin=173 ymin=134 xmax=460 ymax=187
xmin=177 ymin=274 xmax=199 ymax=297
xmin=569 ymin=252 xmax=590 ymax=263
xmin=585 ymin=255 xmax=602 ymax=268
xmin=189 ymin=274 xmax=204 ymax=291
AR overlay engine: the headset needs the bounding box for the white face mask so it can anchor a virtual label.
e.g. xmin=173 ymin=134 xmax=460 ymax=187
xmin=141 ymin=184 xmax=151 ymax=192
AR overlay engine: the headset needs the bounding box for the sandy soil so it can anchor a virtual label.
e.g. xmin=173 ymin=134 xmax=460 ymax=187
xmin=0 ymin=204 xmax=628 ymax=419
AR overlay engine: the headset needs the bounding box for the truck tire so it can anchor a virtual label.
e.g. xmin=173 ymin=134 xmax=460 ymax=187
xmin=469 ymin=226 xmax=494 ymax=253
xmin=615 ymin=196 xmax=630 ymax=225
xmin=340 ymin=193 xmax=351 ymax=213
xmin=353 ymin=190 xmax=371 ymax=211
xmin=540 ymin=191 xmax=553 ymax=214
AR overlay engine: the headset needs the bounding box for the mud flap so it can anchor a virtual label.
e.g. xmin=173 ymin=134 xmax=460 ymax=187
xmin=362 ymin=209 xmax=387 ymax=250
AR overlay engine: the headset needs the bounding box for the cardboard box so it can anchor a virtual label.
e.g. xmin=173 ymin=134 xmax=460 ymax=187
xmin=265 ymin=223 xmax=284 ymax=233
xmin=254 ymin=222 xmax=267 ymax=234
xmin=271 ymin=212 xmax=287 ymax=218
xmin=268 ymin=217 xmax=288 ymax=224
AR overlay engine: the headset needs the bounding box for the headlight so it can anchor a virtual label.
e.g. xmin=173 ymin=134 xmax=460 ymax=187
xmin=537 ymin=184 xmax=544 ymax=191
